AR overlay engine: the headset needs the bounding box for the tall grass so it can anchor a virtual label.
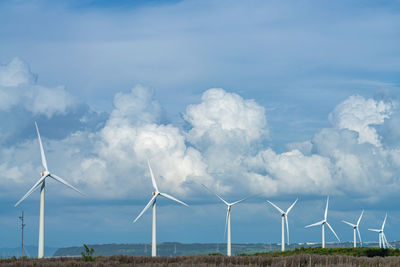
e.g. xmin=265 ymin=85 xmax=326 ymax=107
xmin=2 ymin=254 xmax=400 ymax=266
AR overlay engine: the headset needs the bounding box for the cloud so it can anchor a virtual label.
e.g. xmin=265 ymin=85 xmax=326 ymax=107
xmin=0 ymin=58 xmax=76 ymax=117
xmin=185 ymin=88 xmax=267 ymax=148
xmin=329 ymin=95 xmax=393 ymax=146
xmin=0 ymin=57 xmax=37 ymax=87
xmin=2 ymin=72 xmax=400 ymax=203
xmin=109 ymin=85 xmax=161 ymax=127
xmin=247 ymin=148 xmax=335 ymax=196
xmin=1 ymin=0 xmax=400 ymax=246
xmin=248 ymin=95 xmax=400 ymax=198
xmin=182 ymin=88 xmax=269 ymax=194
xmin=71 ymin=85 xmax=210 ymax=198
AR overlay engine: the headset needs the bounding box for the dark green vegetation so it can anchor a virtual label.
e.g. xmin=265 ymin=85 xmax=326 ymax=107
xmin=2 ymin=254 xmax=400 ymax=266
xmin=81 ymin=244 xmax=96 ymax=262
xmin=250 ymin=247 xmax=400 ymax=257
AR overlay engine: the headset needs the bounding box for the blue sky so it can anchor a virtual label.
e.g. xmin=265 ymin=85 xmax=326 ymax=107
xmin=1 ymin=0 xmax=400 ymax=250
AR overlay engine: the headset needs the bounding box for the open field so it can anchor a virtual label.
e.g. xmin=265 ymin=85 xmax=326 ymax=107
xmin=1 ymin=254 xmax=400 ymax=267
xmin=3 ymin=248 xmax=400 ymax=266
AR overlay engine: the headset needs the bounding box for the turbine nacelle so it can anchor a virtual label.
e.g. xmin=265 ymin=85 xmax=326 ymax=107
xmin=15 ymin=123 xmax=83 ymax=208
xmin=133 ymin=160 xmax=188 ymax=224
xmin=41 ymin=171 xmax=50 ymax=177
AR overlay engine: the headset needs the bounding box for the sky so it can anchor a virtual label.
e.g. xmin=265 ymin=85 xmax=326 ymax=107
xmin=1 ymin=0 xmax=400 ymax=250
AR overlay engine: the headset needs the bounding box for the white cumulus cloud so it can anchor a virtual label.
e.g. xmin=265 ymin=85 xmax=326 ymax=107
xmin=0 ymin=57 xmax=76 ymax=117
xmin=185 ymin=88 xmax=268 ymax=147
xmin=329 ymin=95 xmax=393 ymax=146
xmin=2 ymin=76 xmax=400 ymax=202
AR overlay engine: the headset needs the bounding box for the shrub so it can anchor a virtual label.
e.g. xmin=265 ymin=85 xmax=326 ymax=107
xmin=81 ymin=244 xmax=95 ymax=262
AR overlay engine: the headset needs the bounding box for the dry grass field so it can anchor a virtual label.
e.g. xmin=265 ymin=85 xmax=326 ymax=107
xmin=2 ymin=254 xmax=400 ymax=267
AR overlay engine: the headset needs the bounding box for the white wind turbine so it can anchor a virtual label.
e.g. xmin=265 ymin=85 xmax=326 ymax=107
xmin=368 ymin=213 xmax=393 ymax=249
xmin=133 ymin=160 xmax=189 ymax=257
xmin=15 ymin=122 xmax=83 ymax=258
xmin=201 ymin=184 xmax=252 ymax=256
xmin=305 ymin=196 xmax=340 ymax=248
xmin=342 ymin=210 xmax=364 ymax=247
xmin=267 ymin=198 xmax=298 ymax=252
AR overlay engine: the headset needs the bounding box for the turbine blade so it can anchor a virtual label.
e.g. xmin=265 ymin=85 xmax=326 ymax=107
xmin=382 ymin=213 xmax=387 ymax=230
xmin=342 ymin=220 xmax=356 ymax=228
xmin=368 ymin=229 xmax=381 ymax=232
xmin=15 ymin=175 xmax=47 ymax=207
xmin=35 ymin=122 xmax=48 ymax=172
xmin=133 ymin=194 xmax=157 ymax=223
xmin=285 ymin=216 xmax=290 ymax=245
xmin=382 ymin=233 xmax=387 ymax=249
xmin=50 ymin=174 xmax=84 ymax=195
xmin=159 ymin=192 xmax=189 ymax=207
xmin=147 ymin=160 xmax=159 ymax=192
xmin=286 ymin=198 xmax=298 ymax=215
xmin=382 ymin=233 xmax=393 ymax=249
xmin=267 ymin=200 xmax=284 ymax=214
xmin=357 ymin=210 xmax=364 ymax=226
xmin=357 ymin=227 xmax=362 ymax=244
xmin=324 ymin=196 xmax=329 ymax=220
xmin=201 ymin=183 xmax=229 ymax=206
xmin=231 ymin=194 xmax=256 ymax=206
xmin=305 ymin=220 xmax=324 ymax=228
xmin=326 ymin=221 xmax=340 ymax=242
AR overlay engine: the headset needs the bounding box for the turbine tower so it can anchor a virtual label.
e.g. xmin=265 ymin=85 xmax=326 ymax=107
xmin=133 ymin=160 xmax=188 ymax=257
xmin=342 ymin=210 xmax=363 ymax=247
xmin=201 ymin=184 xmax=251 ymax=256
xmin=267 ymin=198 xmax=298 ymax=252
xmin=15 ymin=122 xmax=83 ymax=258
xmin=305 ymin=196 xmax=340 ymax=248
xmin=368 ymin=213 xmax=392 ymax=249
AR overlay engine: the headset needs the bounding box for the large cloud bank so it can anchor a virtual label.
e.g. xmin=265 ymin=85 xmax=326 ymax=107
xmin=1 ymin=58 xmax=400 ymax=202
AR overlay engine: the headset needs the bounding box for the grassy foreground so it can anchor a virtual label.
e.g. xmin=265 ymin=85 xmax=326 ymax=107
xmin=2 ymin=248 xmax=400 ymax=266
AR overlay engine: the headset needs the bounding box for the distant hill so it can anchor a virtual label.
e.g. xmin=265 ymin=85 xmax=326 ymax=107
xmin=53 ymin=241 xmax=399 ymax=257
xmin=54 ymin=242 xmax=275 ymax=257
xmin=0 ymin=245 xmax=58 ymax=258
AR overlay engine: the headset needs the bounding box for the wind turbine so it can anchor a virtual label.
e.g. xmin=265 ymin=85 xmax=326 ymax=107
xmin=133 ymin=160 xmax=188 ymax=257
xmin=267 ymin=198 xmax=298 ymax=252
xmin=201 ymin=184 xmax=252 ymax=256
xmin=305 ymin=196 xmax=340 ymax=248
xmin=15 ymin=122 xmax=83 ymax=258
xmin=342 ymin=210 xmax=364 ymax=247
xmin=368 ymin=213 xmax=392 ymax=249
